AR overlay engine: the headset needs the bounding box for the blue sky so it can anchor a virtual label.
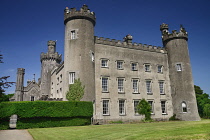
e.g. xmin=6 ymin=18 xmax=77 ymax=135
xmin=0 ymin=0 xmax=210 ymax=95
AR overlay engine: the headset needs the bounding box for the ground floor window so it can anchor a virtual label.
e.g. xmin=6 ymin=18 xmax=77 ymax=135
xmin=103 ymin=100 xmax=109 ymax=115
xmin=148 ymin=100 xmax=154 ymax=114
xmin=31 ymin=96 xmax=34 ymax=101
xmin=161 ymin=101 xmax=166 ymax=114
xmin=134 ymin=100 xmax=140 ymax=115
xmin=119 ymin=100 xmax=126 ymax=115
xmin=182 ymin=102 xmax=187 ymax=113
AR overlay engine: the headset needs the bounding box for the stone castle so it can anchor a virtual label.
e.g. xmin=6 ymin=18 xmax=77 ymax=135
xmin=13 ymin=5 xmax=200 ymax=121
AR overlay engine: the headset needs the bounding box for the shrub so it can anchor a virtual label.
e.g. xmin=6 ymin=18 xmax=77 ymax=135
xmin=137 ymin=99 xmax=152 ymax=121
xmin=0 ymin=101 xmax=93 ymax=129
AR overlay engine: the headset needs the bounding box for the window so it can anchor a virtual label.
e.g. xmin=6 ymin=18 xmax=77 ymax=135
xmin=159 ymin=81 xmax=164 ymax=94
xmin=146 ymin=80 xmax=152 ymax=94
xmin=134 ymin=100 xmax=140 ymax=115
xmin=118 ymin=78 xmax=124 ymax=93
xmin=71 ymin=30 xmax=76 ymax=39
xmin=103 ymin=100 xmax=109 ymax=115
xmin=132 ymin=79 xmax=138 ymax=93
xmin=31 ymin=96 xmax=34 ymax=101
xmin=148 ymin=101 xmax=154 ymax=114
xmin=182 ymin=102 xmax=187 ymax=113
xmin=102 ymin=77 xmax=108 ymax=92
xmin=69 ymin=72 xmax=75 ymax=84
xmin=158 ymin=65 xmax=163 ymax=73
xmin=161 ymin=101 xmax=166 ymax=114
xmin=176 ymin=64 xmax=182 ymax=71
xmin=131 ymin=63 xmax=137 ymax=71
xmin=101 ymin=59 xmax=108 ymax=67
xmin=91 ymin=52 xmax=95 ymax=62
xmin=145 ymin=64 xmax=151 ymax=72
xmin=117 ymin=61 xmax=123 ymax=70
xmin=60 ymin=74 xmax=62 ymax=83
xmin=119 ymin=100 xmax=126 ymax=115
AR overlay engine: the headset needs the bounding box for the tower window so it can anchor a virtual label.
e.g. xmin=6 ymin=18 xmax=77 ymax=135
xmin=71 ymin=30 xmax=76 ymax=39
xmin=102 ymin=100 xmax=109 ymax=115
xmin=161 ymin=101 xmax=167 ymax=114
xmin=182 ymin=102 xmax=187 ymax=113
xmin=69 ymin=72 xmax=75 ymax=84
xmin=119 ymin=100 xmax=126 ymax=115
xmin=176 ymin=64 xmax=182 ymax=71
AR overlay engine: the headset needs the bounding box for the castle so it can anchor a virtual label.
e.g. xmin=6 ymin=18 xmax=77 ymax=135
xmin=13 ymin=5 xmax=200 ymax=121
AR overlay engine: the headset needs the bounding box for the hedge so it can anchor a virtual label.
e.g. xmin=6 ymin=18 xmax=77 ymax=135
xmin=0 ymin=101 xmax=93 ymax=129
xmin=0 ymin=101 xmax=93 ymax=118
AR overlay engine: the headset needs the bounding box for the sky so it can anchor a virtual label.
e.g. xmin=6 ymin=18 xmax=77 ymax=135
xmin=0 ymin=0 xmax=210 ymax=95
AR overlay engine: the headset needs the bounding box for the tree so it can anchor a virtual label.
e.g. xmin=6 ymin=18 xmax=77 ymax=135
xmin=194 ymin=85 xmax=210 ymax=118
xmin=203 ymin=104 xmax=210 ymax=119
xmin=137 ymin=99 xmax=152 ymax=121
xmin=66 ymin=78 xmax=85 ymax=101
xmin=0 ymin=53 xmax=15 ymax=98
xmin=0 ymin=93 xmax=14 ymax=102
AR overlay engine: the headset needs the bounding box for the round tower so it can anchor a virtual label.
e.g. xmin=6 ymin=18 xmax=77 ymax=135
xmin=40 ymin=40 xmax=62 ymax=98
xmin=63 ymin=5 xmax=96 ymax=101
xmin=15 ymin=68 xmax=25 ymax=101
xmin=160 ymin=24 xmax=200 ymax=121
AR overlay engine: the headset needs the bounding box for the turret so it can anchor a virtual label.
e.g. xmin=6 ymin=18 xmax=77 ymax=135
xmin=161 ymin=24 xmax=200 ymax=121
xmin=63 ymin=5 xmax=96 ymax=101
xmin=40 ymin=41 xmax=62 ymax=98
xmin=15 ymin=68 xmax=25 ymax=101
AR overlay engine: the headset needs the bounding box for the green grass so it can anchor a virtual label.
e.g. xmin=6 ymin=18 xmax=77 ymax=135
xmin=28 ymin=119 xmax=210 ymax=140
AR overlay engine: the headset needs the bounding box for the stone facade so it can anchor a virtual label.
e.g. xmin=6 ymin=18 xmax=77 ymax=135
xmin=13 ymin=5 xmax=200 ymax=121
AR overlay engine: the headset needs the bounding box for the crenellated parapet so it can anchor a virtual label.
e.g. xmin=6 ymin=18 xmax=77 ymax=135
xmin=40 ymin=52 xmax=62 ymax=63
xmin=95 ymin=36 xmax=166 ymax=54
xmin=160 ymin=23 xmax=188 ymax=46
xmin=64 ymin=4 xmax=96 ymax=26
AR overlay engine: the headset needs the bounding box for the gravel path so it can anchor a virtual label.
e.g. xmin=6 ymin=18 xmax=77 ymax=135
xmin=0 ymin=130 xmax=33 ymax=140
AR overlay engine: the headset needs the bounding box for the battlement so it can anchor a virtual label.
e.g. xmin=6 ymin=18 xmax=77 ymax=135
xmin=64 ymin=4 xmax=96 ymax=26
xmin=17 ymin=68 xmax=25 ymax=74
xmin=48 ymin=40 xmax=56 ymax=46
xmin=40 ymin=52 xmax=62 ymax=63
xmin=95 ymin=36 xmax=166 ymax=54
xmin=160 ymin=24 xmax=188 ymax=45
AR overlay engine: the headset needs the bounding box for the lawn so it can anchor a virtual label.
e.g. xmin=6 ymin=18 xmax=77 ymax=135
xmin=28 ymin=119 xmax=210 ymax=140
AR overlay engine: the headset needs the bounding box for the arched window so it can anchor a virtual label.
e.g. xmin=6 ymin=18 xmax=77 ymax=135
xmin=182 ymin=102 xmax=187 ymax=113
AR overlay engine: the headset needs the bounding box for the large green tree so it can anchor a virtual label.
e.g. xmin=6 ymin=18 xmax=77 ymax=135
xmin=137 ymin=99 xmax=152 ymax=121
xmin=66 ymin=79 xmax=85 ymax=101
xmin=194 ymin=85 xmax=210 ymax=118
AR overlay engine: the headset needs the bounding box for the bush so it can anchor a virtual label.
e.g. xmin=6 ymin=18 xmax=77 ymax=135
xmin=137 ymin=99 xmax=152 ymax=121
xmin=0 ymin=101 xmax=93 ymax=118
xmin=0 ymin=101 xmax=93 ymax=129
xmin=169 ymin=114 xmax=179 ymax=121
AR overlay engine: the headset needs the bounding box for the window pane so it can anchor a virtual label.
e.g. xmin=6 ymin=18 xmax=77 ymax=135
xmin=117 ymin=61 xmax=123 ymax=69
xmin=145 ymin=64 xmax=150 ymax=72
xmin=158 ymin=65 xmax=163 ymax=73
xmin=177 ymin=64 xmax=182 ymax=71
xmin=132 ymin=63 xmax=137 ymax=70
xmin=148 ymin=101 xmax=153 ymax=113
xmin=101 ymin=60 xmax=108 ymax=67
